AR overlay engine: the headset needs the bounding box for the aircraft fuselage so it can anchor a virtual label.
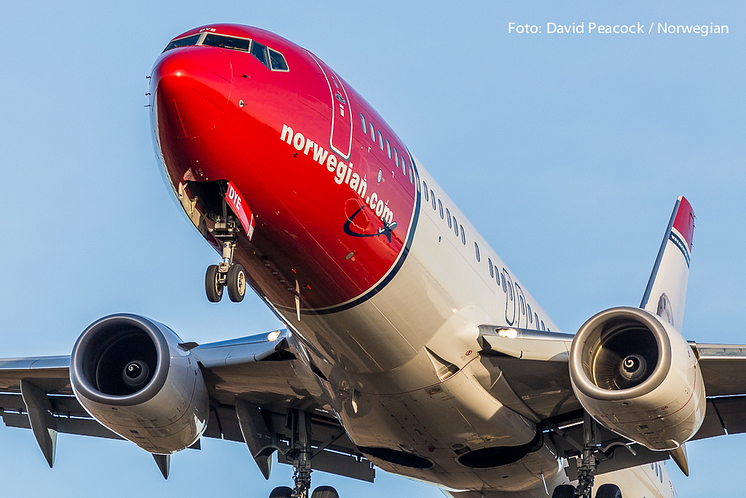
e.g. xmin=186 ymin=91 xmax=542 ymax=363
xmin=150 ymin=24 xmax=671 ymax=497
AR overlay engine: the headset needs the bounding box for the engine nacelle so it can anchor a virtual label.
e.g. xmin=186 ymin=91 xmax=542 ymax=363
xmin=70 ymin=314 xmax=209 ymax=454
xmin=569 ymin=307 xmax=705 ymax=451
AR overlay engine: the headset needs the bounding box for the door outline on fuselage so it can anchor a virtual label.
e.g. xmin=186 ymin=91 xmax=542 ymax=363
xmin=514 ymin=283 xmax=527 ymax=328
xmin=502 ymin=269 xmax=516 ymax=326
xmin=310 ymin=55 xmax=353 ymax=160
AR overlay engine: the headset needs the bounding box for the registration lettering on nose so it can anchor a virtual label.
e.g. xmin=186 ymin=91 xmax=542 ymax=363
xmin=225 ymin=181 xmax=255 ymax=240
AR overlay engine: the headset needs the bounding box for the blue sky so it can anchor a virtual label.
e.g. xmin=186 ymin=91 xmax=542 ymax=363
xmin=1 ymin=1 xmax=744 ymax=496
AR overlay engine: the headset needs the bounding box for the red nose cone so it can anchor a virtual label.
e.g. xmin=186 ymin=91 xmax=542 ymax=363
xmin=153 ymin=47 xmax=233 ymax=140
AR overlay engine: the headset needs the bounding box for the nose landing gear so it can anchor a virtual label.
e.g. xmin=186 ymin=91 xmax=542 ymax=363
xmin=205 ymin=209 xmax=247 ymax=303
xmin=205 ymin=241 xmax=246 ymax=303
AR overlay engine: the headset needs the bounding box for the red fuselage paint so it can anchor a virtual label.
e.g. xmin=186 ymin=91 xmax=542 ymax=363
xmin=151 ymin=24 xmax=418 ymax=311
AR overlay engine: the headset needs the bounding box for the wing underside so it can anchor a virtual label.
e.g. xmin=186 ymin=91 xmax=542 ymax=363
xmin=0 ymin=331 xmax=374 ymax=482
xmin=478 ymin=325 xmax=746 ymax=477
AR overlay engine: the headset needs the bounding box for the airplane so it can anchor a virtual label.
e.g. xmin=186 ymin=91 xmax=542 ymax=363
xmin=1 ymin=23 xmax=745 ymax=498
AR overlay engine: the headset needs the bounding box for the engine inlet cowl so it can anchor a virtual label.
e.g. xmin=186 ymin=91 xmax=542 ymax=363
xmin=569 ymin=307 xmax=705 ymax=450
xmin=571 ymin=307 xmax=670 ymax=401
xmin=70 ymin=313 xmax=209 ymax=454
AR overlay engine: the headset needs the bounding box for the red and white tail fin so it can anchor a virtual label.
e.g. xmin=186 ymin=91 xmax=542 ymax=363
xmin=640 ymin=196 xmax=695 ymax=330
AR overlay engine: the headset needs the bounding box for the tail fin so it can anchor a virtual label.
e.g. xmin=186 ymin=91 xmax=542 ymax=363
xmin=640 ymin=196 xmax=695 ymax=330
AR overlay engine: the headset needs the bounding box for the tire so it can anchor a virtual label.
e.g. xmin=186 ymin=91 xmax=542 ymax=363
xmin=551 ymin=485 xmax=576 ymax=498
xmin=269 ymin=487 xmax=293 ymax=498
xmin=205 ymin=265 xmax=223 ymax=302
xmin=596 ymin=483 xmax=622 ymax=498
xmin=311 ymin=486 xmax=340 ymax=498
xmin=226 ymin=264 xmax=246 ymax=302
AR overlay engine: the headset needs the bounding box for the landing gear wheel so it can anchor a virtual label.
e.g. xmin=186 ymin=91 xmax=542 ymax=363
xmin=227 ymin=263 xmax=246 ymax=302
xmin=268 ymin=487 xmax=293 ymax=498
xmin=205 ymin=265 xmax=223 ymax=302
xmin=311 ymin=486 xmax=340 ymax=498
xmin=595 ymin=484 xmax=622 ymax=498
xmin=551 ymin=485 xmax=576 ymax=498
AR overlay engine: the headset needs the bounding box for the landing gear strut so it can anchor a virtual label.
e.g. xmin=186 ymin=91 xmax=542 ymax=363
xmin=547 ymin=412 xmax=625 ymax=498
xmin=270 ymin=410 xmax=341 ymax=498
xmin=288 ymin=410 xmax=313 ymax=498
xmin=575 ymin=412 xmax=600 ymax=498
xmin=205 ymin=200 xmax=246 ymax=303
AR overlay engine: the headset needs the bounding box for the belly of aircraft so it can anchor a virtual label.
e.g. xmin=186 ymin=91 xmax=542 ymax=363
xmin=293 ymin=338 xmax=562 ymax=492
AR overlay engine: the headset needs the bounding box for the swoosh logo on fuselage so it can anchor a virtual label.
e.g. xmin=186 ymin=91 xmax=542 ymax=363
xmin=343 ymin=206 xmax=397 ymax=243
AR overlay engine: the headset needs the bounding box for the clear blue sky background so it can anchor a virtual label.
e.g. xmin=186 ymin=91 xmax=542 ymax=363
xmin=1 ymin=1 xmax=744 ymax=496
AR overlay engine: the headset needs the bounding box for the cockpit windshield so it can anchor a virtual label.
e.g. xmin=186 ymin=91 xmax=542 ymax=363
xmin=162 ymin=32 xmax=289 ymax=72
xmin=163 ymin=34 xmax=201 ymax=52
xmin=202 ymin=34 xmax=250 ymax=52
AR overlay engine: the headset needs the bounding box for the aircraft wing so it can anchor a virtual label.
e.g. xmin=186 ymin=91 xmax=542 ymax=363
xmin=0 ymin=329 xmax=374 ymax=482
xmin=473 ymin=195 xmax=746 ymax=478
xmin=690 ymin=344 xmax=746 ymax=437
xmin=477 ymin=325 xmax=746 ymax=477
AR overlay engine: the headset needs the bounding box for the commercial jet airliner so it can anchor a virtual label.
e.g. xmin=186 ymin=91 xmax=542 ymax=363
xmin=2 ymin=24 xmax=745 ymax=498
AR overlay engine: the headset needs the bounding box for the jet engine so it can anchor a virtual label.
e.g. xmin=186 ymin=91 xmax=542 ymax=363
xmin=70 ymin=314 xmax=209 ymax=454
xmin=568 ymin=307 xmax=705 ymax=450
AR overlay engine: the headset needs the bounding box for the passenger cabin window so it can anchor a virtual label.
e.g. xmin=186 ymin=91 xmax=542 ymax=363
xmin=394 ymin=148 xmax=399 ymax=167
xmin=164 ymin=34 xmax=202 ymax=52
xmin=401 ymin=159 xmax=407 ymax=177
xmin=535 ymin=313 xmax=539 ymax=327
xmin=370 ymin=122 xmax=376 ymax=142
xmin=422 ymin=182 xmax=429 ymax=202
xmin=203 ymin=34 xmax=251 ymax=52
xmin=268 ymin=48 xmax=289 ymax=71
xmin=461 ymin=226 xmax=466 ymax=245
xmin=378 ymin=131 xmax=384 ymax=151
xmin=488 ymin=258 xmax=494 ymax=278
xmin=495 ymin=267 xmax=501 ymax=286
xmin=474 ymin=242 xmax=480 ymax=261
xmin=386 ymin=139 xmax=392 ymax=159
xmin=446 ymin=208 xmax=452 ymax=228
xmin=430 ymin=191 xmax=436 ymax=210
xmin=438 ymin=199 xmax=444 ymax=219
xmin=360 ymin=114 xmax=367 ymax=134
xmin=409 ymin=163 xmax=414 ymax=183
xmin=453 ymin=217 xmax=459 ymax=237
xmin=251 ymin=40 xmax=270 ymax=68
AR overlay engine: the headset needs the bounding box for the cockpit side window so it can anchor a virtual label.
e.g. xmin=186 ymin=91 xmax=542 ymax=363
xmin=202 ymin=33 xmax=250 ymax=52
xmin=268 ymin=48 xmax=289 ymax=71
xmin=163 ymin=34 xmax=202 ymax=52
xmin=251 ymin=40 xmax=270 ymax=68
